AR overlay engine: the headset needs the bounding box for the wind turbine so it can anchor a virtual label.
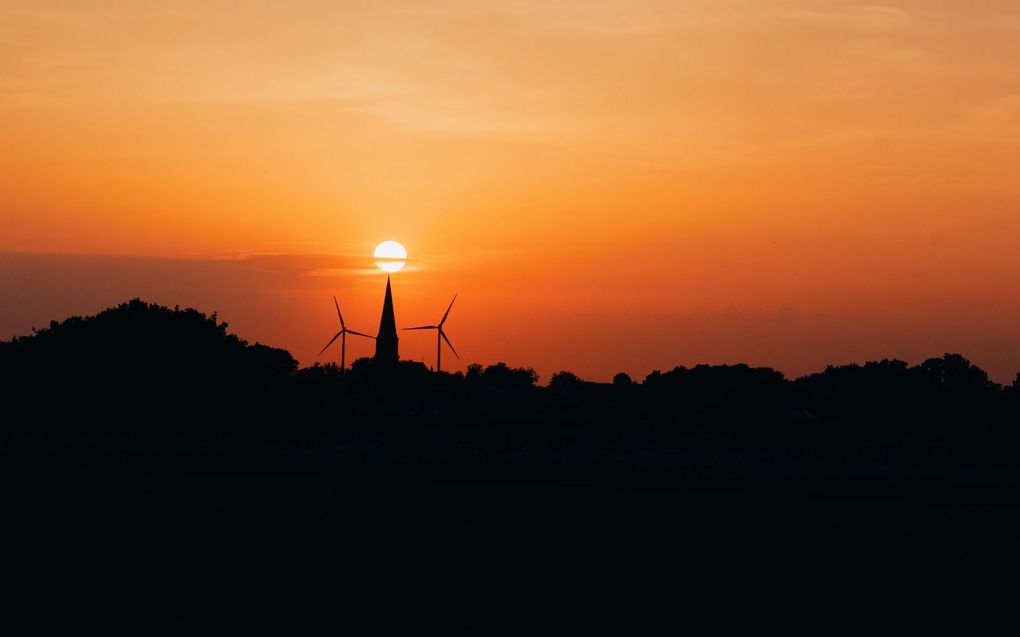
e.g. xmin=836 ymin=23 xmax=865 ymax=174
xmin=404 ymin=294 xmax=459 ymax=373
xmin=318 ymin=296 xmax=373 ymax=371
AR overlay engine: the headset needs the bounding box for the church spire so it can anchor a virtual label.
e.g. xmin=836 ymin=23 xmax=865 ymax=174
xmin=374 ymin=275 xmax=399 ymax=364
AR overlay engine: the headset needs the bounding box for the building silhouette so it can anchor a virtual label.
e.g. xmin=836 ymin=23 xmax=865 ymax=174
xmin=374 ymin=275 xmax=399 ymax=364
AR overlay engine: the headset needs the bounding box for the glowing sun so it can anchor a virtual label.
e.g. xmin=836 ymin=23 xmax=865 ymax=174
xmin=374 ymin=240 xmax=407 ymax=273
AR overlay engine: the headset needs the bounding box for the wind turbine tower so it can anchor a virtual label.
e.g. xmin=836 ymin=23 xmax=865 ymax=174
xmin=318 ymin=296 xmax=373 ymax=371
xmin=404 ymin=294 xmax=459 ymax=373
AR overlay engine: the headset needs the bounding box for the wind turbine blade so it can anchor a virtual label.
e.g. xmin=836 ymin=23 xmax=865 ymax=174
xmin=345 ymin=330 xmax=375 ymax=338
xmin=317 ymin=331 xmax=342 ymax=356
xmin=334 ymin=296 xmax=345 ymax=329
xmin=403 ymin=325 xmax=438 ymax=331
xmin=440 ymin=294 xmax=457 ymax=326
xmin=440 ymin=330 xmax=459 ymax=359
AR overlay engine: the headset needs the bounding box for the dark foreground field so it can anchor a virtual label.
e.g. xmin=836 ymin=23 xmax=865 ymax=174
xmin=5 ymin=461 xmax=1020 ymax=633
xmin=5 ymin=303 xmax=1020 ymax=632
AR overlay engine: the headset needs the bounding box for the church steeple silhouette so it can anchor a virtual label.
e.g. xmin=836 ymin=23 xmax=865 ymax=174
xmin=374 ymin=275 xmax=399 ymax=363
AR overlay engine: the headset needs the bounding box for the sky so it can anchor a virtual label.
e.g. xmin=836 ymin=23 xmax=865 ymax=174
xmin=2 ymin=1 xmax=1020 ymax=382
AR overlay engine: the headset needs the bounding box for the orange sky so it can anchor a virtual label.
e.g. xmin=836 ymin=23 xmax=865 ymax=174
xmin=2 ymin=1 xmax=1020 ymax=382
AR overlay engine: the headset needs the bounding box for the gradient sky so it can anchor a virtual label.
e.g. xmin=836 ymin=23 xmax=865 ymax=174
xmin=2 ymin=1 xmax=1020 ymax=382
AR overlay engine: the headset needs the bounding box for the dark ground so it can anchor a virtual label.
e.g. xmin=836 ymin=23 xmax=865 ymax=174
xmin=5 ymin=461 xmax=1020 ymax=633
xmin=5 ymin=302 xmax=1020 ymax=632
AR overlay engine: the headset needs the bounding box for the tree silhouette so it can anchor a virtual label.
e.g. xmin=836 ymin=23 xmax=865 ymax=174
xmin=549 ymin=370 xmax=583 ymax=395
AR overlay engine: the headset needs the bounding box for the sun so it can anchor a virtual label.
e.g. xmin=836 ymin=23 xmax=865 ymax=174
xmin=374 ymin=240 xmax=407 ymax=273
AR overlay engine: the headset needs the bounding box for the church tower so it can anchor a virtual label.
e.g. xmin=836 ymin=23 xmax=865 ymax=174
xmin=374 ymin=275 xmax=399 ymax=364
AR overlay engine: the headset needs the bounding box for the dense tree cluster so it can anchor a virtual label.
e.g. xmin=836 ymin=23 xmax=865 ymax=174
xmin=0 ymin=299 xmax=296 ymax=432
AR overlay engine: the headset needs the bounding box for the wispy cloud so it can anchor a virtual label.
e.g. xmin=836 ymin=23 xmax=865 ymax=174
xmin=786 ymin=5 xmax=912 ymax=30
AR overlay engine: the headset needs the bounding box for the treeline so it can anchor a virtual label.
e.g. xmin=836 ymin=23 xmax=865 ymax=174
xmin=2 ymin=300 xmax=1020 ymax=468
